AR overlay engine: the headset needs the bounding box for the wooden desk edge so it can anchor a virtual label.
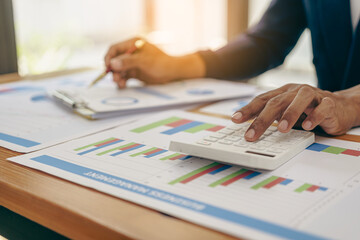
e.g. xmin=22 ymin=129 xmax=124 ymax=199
xmin=0 ymin=147 xmax=238 ymax=240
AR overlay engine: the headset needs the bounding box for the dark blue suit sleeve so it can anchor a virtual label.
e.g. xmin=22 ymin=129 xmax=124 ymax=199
xmin=199 ymin=0 xmax=307 ymax=80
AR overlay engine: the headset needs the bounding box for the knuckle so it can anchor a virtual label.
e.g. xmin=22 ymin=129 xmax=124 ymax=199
xmin=299 ymin=84 xmax=314 ymax=94
xmin=283 ymin=108 xmax=298 ymax=121
xmin=283 ymin=83 xmax=295 ymax=89
xmin=266 ymin=96 xmax=283 ymax=108
xmin=322 ymin=97 xmax=335 ymax=107
xmin=251 ymin=118 xmax=267 ymax=132
xmin=253 ymin=94 xmax=268 ymax=103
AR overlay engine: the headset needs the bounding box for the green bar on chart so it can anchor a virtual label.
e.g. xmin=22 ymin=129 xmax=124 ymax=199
xmin=131 ymin=117 xmax=182 ymax=133
xmin=184 ymin=123 xmax=217 ymax=133
xmin=295 ymin=183 xmax=312 ymax=193
xmin=251 ymin=176 xmax=278 ymax=190
xmin=160 ymin=153 xmax=181 ymax=160
xmin=74 ymin=137 xmax=116 ymax=151
xmin=130 ymin=147 xmax=158 ymax=157
xmin=322 ymin=146 xmax=346 ymax=154
xmin=97 ymin=142 xmax=135 ymax=156
xmin=168 ymin=162 xmax=220 ymax=185
xmin=209 ymin=169 xmax=248 ymax=187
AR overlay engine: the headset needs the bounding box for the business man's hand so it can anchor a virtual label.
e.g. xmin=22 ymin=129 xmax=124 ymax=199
xmin=231 ymin=84 xmax=360 ymax=141
xmin=105 ymin=37 xmax=205 ymax=88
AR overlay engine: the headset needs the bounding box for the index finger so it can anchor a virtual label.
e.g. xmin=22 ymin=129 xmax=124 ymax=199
xmin=104 ymin=38 xmax=141 ymax=68
xmin=231 ymin=87 xmax=285 ymax=123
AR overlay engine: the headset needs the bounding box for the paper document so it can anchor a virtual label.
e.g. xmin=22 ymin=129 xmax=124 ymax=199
xmin=49 ymin=79 xmax=256 ymax=119
xmin=9 ymin=110 xmax=360 ymax=239
xmin=0 ymin=71 xmax=146 ymax=153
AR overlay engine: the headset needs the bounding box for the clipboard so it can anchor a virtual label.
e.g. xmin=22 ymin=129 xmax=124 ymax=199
xmin=48 ymin=79 xmax=258 ymax=120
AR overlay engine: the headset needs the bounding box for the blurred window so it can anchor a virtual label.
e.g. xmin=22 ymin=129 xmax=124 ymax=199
xmin=12 ymin=0 xmax=313 ymax=77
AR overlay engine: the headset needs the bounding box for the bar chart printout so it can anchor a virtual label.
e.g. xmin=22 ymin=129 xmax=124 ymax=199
xmin=168 ymin=162 xmax=330 ymax=194
xmin=131 ymin=116 xmax=225 ymax=135
xmin=307 ymin=143 xmax=360 ymax=157
xmin=10 ymin=110 xmax=360 ymax=240
xmin=74 ymin=137 xmax=192 ymax=160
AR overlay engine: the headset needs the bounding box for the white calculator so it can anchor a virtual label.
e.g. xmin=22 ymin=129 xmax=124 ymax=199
xmin=169 ymin=122 xmax=315 ymax=170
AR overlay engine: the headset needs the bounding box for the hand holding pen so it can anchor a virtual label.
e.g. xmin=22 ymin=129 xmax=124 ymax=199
xmin=103 ymin=37 xmax=206 ymax=88
xmin=89 ymin=39 xmax=145 ymax=88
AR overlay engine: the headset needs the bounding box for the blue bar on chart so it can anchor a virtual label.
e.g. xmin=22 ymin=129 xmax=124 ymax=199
xmin=243 ymin=171 xmax=262 ymax=180
xmin=209 ymin=165 xmax=232 ymax=175
xmin=75 ymin=138 xmax=124 ymax=155
xmin=144 ymin=149 xmax=168 ymax=158
xmin=111 ymin=143 xmax=145 ymax=156
xmin=279 ymin=179 xmax=293 ymax=185
xmin=0 ymin=132 xmax=40 ymax=147
xmin=161 ymin=121 xmax=204 ymax=135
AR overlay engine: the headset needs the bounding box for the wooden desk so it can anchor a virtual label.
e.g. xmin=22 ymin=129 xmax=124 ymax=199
xmin=0 ymin=72 xmax=238 ymax=240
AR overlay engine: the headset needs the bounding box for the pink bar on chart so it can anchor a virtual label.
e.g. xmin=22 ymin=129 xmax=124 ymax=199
xmin=144 ymin=148 xmax=163 ymax=156
xmin=166 ymin=119 xmax=193 ymax=127
xmin=95 ymin=138 xmax=120 ymax=147
xmin=181 ymin=164 xmax=225 ymax=184
xmin=221 ymin=171 xmax=254 ymax=186
xmin=306 ymin=185 xmax=320 ymax=192
xmin=206 ymin=125 xmax=225 ymax=132
xmin=120 ymin=143 xmax=141 ymax=151
xmin=0 ymin=88 xmax=11 ymax=93
xmin=341 ymin=149 xmax=360 ymax=157
xmin=263 ymin=177 xmax=287 ymax=189
xmin=170 ymin=154 xmax=187 ymax=160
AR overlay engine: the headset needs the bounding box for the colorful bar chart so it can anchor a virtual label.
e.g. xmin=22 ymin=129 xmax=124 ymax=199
xmin=74 ymin=137 xmax=193 ymax=161
xmin=74 ymin=138 xmax=124 ymax=155
xmin=251 ymin=176 xmax=293 ymax=190
xmin=295 ymin=183 xmax=328 ymax=193
xmin=169 ymin=162 xmax=226 ymax=185
xmin=307 ymin=143 xmax=360 ymax=156
xmin=131 ymin=116 xmax=225 ymax=135
xmin=160 ymin=153 xmax=192 ymax=161
xmin=209 ymin=169 xmax=261 ymax=187
xmin=96 ymin=142 xmax=145 ymax=156
xmin=129 ymin=147 xmax=166 ymax=158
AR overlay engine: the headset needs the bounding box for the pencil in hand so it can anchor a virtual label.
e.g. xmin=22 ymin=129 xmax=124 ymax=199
xmin=88 ymin=39 xmax=145 ymax=88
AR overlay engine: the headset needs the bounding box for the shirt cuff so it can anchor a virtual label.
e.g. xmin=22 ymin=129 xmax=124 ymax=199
xmin=197 ymin=50 xmax=227 ymax=79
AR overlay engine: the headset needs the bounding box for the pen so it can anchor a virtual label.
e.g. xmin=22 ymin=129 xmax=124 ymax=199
xmin=88 ymin=39 xmax=145 ymax=88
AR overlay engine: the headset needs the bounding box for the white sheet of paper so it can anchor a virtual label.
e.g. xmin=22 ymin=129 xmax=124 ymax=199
xmin=9 ymin=110 xmax=360 ymax=240
xmin=347 ymin=127 xmax=360 ymax=135
xmin=0 ymin=71 xmax=149 ymax=153
xmin=53 ymin=79 xmax=257 ymax=118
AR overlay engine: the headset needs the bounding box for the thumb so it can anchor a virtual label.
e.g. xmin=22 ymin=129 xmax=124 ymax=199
xmin=110 ymin=55 xmax=140 ymax=72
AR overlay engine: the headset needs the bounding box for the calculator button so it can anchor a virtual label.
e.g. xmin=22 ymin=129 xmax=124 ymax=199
xmin=250 ymin=145 xmax=266 ymax=151
xmin=209 ymin=133 xmax=226 ymax=139
xmin=196 ymin=140 xmax=212 ymax=146
xmin=203 ymin=137 xmax=218 ymax=142
xmin=233 ymin=131 xmax=245 ymax=137
xmin=224 ymin=136 xmax=241 ymax=142
xmin=218 ymin=140 xmax=233 ymax=145
xmin=257 ymin=141 xmax=273 ymax=147
xmin=219 ymin=129 xmax=234 ymax=135
xmin=227 ymin=124 xmax=244 ymax=130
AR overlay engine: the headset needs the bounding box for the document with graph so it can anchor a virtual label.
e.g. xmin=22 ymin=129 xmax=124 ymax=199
xmin=9 ymin=110 xmax=360 ymax=239
xmin=49 ymin=79 xmax=256 ymax=119
xmin=0 ymin=71 xmax=144 ymax=153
